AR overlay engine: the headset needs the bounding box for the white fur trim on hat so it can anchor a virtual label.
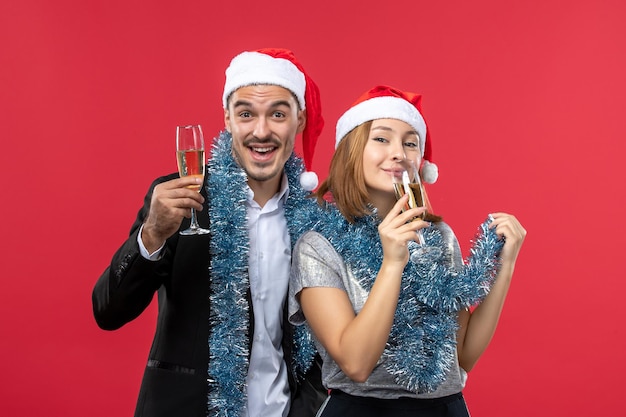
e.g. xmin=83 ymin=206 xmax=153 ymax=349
xmin=299 ymin=170 xmax=319 ymax=191
xmin=420 ymin=160 xmax=439 ymax=184
xmin=335 ymin=96 xmax=427 ymax=156
xmin=222 ymin=51 xmax=306 ymax=109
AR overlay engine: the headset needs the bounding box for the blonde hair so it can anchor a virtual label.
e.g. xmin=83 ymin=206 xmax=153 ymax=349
xmin=314 ymin=122 xmax=372 ymax=222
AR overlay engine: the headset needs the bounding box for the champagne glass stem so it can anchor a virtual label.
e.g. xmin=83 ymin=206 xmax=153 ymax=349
xmin=180 ymin=207 xmax=206 ymax=235
xmin=189 ymin=208 xmax=200 ymax=230
xmin=416 ymin=229 xmax=426 ymax=246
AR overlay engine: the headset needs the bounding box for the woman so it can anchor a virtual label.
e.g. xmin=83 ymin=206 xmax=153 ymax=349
xmin=288 ymin=85 xmax=526 ymax=416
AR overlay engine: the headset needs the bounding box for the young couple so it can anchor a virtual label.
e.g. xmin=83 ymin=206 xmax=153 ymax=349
xmin=93 ymin=48 xmax=525 ymax=417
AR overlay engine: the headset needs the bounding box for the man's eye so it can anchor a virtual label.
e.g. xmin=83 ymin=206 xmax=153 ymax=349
xmin=273 ymin=111 xmax=286 ymax=118
xmin=239 ymin=111 xmax=251 ymax=118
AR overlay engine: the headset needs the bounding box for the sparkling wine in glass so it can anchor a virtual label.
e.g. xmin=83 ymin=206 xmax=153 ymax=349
xmin=392 ymin=159 xmax=441 ymax=262
xmin=176 ymin=124 xmax=209 ymax=235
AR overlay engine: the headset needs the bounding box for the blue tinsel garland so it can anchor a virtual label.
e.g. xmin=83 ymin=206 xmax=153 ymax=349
xmin=288 ymin=202 xmax=505 ymax=393
xmin=206 ymin=131 xmax=320 ymax=415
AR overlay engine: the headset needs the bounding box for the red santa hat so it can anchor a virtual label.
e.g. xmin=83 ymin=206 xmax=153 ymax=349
xmin=222 ymin=48 xmax=324 ymax=191
xmin=335 ymin=85 xmax=439 ymax=184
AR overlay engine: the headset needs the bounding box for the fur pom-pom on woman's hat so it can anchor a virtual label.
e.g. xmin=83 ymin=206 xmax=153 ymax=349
xmin=223 ymin=48 xmax=324 ymax=190
xmin=335 ymin=85 xmax=439 ymax=184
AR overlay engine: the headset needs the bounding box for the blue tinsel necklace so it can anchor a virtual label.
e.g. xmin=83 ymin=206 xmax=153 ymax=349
xmin=206 ymin=131 xmax=320 ymax=415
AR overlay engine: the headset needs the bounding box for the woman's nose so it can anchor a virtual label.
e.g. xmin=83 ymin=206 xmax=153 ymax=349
xmin=390 ymin=143 xmax=406 ymax=161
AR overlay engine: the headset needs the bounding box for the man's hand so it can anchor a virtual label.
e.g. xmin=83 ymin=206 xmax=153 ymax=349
xmin=141 ymin=176 xmax=205 ymax=252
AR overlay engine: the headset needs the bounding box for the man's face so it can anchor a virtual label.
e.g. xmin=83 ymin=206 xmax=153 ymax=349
xmin=225 ymin=84 xmax=306 ymax=191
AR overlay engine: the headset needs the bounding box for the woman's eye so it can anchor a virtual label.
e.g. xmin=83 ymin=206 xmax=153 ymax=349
xmin=373 ymin=136 xmax=388 ymax=143
xmin=404 ymin=141 xmax=418 ymax=148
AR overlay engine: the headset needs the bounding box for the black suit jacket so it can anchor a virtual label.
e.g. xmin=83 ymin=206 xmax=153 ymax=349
xmin=93 ymin=173 xmax=325 ymax=417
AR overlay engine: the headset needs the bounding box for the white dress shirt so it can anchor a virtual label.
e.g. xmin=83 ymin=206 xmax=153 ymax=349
xmin=244 ymin=174 xmax=291 ymax=417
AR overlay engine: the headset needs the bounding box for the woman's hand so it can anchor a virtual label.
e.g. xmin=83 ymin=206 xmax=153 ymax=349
xmin=489 ymin=212 xmax=526 ymax=265
xmin=378 ymin=194 xmax=428 ymax=266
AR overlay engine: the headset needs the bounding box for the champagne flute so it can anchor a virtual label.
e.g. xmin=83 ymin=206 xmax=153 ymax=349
xmin=392 ymin=159 xmax=441 ymax=262
xmin=176 ymin=124 xmax=209 ymax=235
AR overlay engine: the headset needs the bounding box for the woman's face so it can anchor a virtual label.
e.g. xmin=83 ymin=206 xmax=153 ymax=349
xmin=362 ymin=118 xmax=422 ymax=198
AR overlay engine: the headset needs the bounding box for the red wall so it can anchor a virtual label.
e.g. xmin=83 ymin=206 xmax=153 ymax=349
xmin=2 ymin=0 xmax=625 ymax=415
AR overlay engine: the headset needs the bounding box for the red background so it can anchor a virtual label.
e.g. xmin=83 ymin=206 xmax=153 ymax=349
xmin=1 ymin=0 xmax=625 ymax=415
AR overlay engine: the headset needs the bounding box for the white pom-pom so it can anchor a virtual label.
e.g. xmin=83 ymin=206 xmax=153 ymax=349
xmin=299 ymin=171 xmax=319 ymax=191
xmin=421 ymin=160 xmax=439 ymax=184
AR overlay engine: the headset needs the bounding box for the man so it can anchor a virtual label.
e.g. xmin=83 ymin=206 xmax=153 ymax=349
xmin=92 ymin=48 xmax=326 ymax=417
